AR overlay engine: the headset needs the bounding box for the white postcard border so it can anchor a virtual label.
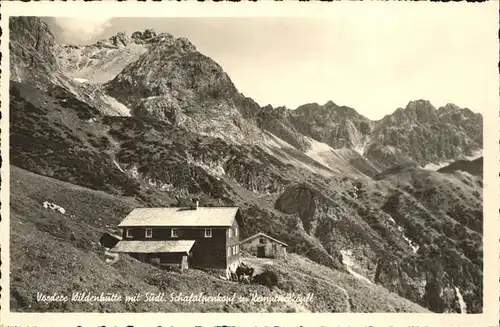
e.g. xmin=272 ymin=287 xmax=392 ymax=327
xmin=1 ymin=2 xmax=498 ymax=327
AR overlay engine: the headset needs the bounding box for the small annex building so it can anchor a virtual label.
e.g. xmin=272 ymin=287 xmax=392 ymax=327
xmin=239 ymin=232 xmax=288 ymax=259
xmin=110 ymin=202 xmax=241 ymax=271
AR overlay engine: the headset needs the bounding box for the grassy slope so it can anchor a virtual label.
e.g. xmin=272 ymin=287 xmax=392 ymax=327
xmin=367 ymin=167 xmax=483 ymax=312
xmin=10 ymin=165 xmax=428 ymax=313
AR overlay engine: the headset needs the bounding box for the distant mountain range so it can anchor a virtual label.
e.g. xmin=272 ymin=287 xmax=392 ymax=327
xmin=9 ymin=17 xmax=483 ymax=313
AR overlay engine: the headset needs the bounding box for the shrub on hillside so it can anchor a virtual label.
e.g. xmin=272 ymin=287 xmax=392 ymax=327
xmin=253 ymin=270 xmax=279 ymax=288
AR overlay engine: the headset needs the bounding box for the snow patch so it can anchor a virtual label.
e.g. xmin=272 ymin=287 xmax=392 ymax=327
xmin=101 ymin=95 xmax=132 ymax=116
xmin=387 ymin=145 xmax=398 ymax=155
xmin=402 ymin=234 xmax=420 ymax=253
xmin=302 ymin=137 xmax=375 ymax=177
xmin=397 ymin=225 xmax=419 ymax=253
xmin=352 ymin=140 xmax=369 ymax=156
xmin=306 ymin=137 xmax=334 ymax=155
xmin=42 ymin=201 xmax=66 ymax=214
xmin=192 ymin=161 xmax=225 ymax=179
xmin=262 ymin=132 xmax=295 ymax=150
xmin=259 ymin=132 xmax=334 ymax=178
xmin=186 ymin=154 xmax=226 ymax=179
xmin=453 ymin=285 xmax=467 ymax=313
xmin=147 ymin=178 xmax=174 ymax=191
xmin=424 ymin=149 xmax=483 ymax=171
xmin=114 ymin=160 xmax=125 ymax=173
xmin=128 ymin=166 xmax=140 ymax=178
xmin=304 ymin=137 xmax=335 ymax=168
xmin=466 ymin=149 xmax=483 ymax=161
xmin=352 ymin=145 xmax=364 ymax=156
xmin=73 ymin=77 xmax=88 ymax=83
xmin=424 ymin=162 xmax=447 ymax=170
xmin=340 ymin=250 xmax=373 ymax=284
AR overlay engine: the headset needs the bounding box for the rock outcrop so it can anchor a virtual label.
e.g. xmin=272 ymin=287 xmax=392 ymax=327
xmin=9 ymin=17 xmax=60 ymax=84
xmin=367 ymin=100 xmax=482 ymax=168
xmin=104 ymin=35 xmax=261 ymax=143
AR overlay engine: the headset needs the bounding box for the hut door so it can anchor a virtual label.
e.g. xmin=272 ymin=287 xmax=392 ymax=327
xmin=257 ymin=246 xmax=265 ymax=258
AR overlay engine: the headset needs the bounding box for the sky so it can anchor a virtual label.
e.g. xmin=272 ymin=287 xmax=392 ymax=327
xmin=45 ymin=6 xmax=497 ymax=120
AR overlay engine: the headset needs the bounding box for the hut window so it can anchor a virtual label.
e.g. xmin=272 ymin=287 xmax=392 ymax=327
xmin=204 ymin=228 xmax=212 ymax=238
xmin=171 ymin=228 xmax=178 ymax=238
xmin=228 ymin=229 xmax=232 ymax=238
xmin=126 ymin=229 xmax=133 ymax=238
xmin=259 ymin=237 xmax=266 ymax=244
xmin=235 ymin=227 xmax=238 ymax=237
xmin=227 ymin=246 xmax=231 ymax=257
xmin=145 ymin=228 xmax=152 ymax=238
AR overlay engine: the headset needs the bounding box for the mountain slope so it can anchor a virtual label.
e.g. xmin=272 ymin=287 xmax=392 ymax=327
xmin=9 ymin=17 xmax=483 ymax=313
xmin=55 ymin=32 xmax=149 ymax=84
xmin=10 ymin=165 xmax=430 ymax=313
xmin=291 ymin=101 xmax=373 ymax=152
xmin=54 ymin=28 xmax=483 ymax=174
xmin=437 ymin=157 xmax=483 ymax=177
xmin=10 ymin=17 xmax=131 ymax=117
xmin=11 ymin=79 xmax=481 ymax=312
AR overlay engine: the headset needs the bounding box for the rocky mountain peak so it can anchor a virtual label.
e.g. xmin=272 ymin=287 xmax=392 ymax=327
xmin=295 ymin=101 xmax=368 ymax=122
xmin=128 ymin=29 xmax=196 ymax=51
xmin=441 ymin=103 xmax=461 ymax=111
xmin=131 ymin=28 xmax=157 ymax=40
xmin=103 ymin=34 xmax=260 ymax=142
xmin=9 ymin=17 xmax=59 ymax=82
xmin=404 ymin=99 xmax=438 ymax=122
xmin=56 ymin=28 xmax=197 ymax=83
xmin=107 ymin=32 xmax=130 ymax=48
xmin=91 ymin=29 xmax=191 ymax=50
xmin=406 ymin=99 xmax=434 ymax=109
xmin=437 ymin=103 xmax=481 ymax=121
xmin=105 ymin=40 xmax=234 ymax=104
xmin=385 ymin=100 xmax=437 ymax=125
xmin=368 ymin=98 xmax=482 ymax=168
xmin=173 ymin=36 xmax=197 ymax=52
